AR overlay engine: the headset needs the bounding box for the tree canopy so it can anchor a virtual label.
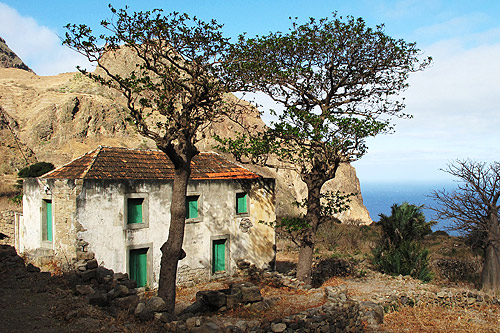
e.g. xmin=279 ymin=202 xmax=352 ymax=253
xmin=64 ymin=5 xmax=237 ymax=312
xmin=218 ymin=14 xmax=431 ymax=283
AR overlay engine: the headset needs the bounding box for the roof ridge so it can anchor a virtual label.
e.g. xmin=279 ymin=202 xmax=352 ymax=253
xmin=80 ymin=146 xmax=103 ymax=179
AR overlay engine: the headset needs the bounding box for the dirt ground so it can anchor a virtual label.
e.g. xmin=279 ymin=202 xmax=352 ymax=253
xmin=1 ymin=245 xmax=500 ymax=332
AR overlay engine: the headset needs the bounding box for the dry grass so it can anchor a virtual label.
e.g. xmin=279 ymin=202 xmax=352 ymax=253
xmin=382 ymin=304 xmax=500 ymax=332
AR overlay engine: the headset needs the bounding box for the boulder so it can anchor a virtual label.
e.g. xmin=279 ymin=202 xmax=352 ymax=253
xmin=146 ymin=296 xmax=167 ymax=312
xmin=75 ymin=284 xmax=95 ymax=296
xmin=86 ymin=259 xmax=98 ymax=270
xmin=134 ymin=302 xmax=154 ymax=321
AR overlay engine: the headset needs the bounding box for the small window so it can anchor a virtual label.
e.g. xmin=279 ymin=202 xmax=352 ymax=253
xmin=127 ymin=198 xmax=144 ymax=224
xmin=42 ymin=199 xmax=53 ymax=242
xmin=236 ymin=192 xmax=248 ymax=214
xmin=186 ymin=196 xmax=199 ymax=219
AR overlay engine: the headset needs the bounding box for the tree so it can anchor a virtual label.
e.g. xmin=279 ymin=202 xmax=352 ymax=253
xmin=64 ymin=6 xmax=235 ymax=313
xmin=431 ymin=160 xmax=500 ymax=292
xmin=372 ymin=202 xmax=434 ymax=282
xmin=17 ymin=162 xmax=55 ymax=178
xmin=218 ymin=14 xmax=431 ymax=283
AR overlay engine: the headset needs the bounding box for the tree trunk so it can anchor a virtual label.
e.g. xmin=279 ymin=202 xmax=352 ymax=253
xmin=158 ymin=165 xmax=191 ymax=314
xmin=297 ymin=242 xmax=314 ymax=284
xmin=482 ymin=212 xmax=500 ymax=292
xmin=296 ymin=179 xmax=323 ymax=284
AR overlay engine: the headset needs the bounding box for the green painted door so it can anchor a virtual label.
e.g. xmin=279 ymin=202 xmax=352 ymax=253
xmin=129 ymin=248 xmax=148 ymax=287
xmin=212 ymin=239 xmax=226 ymax=273
xmin=44 ymin=200 xmax=52 ymax=242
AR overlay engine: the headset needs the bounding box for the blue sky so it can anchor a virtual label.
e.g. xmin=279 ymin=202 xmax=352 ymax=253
xmin=1 ymin=1 xmax=499 ymax=184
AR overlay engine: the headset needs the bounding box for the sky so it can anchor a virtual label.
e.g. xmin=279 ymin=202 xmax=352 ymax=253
xmin=0 ymin=0 xmax=499 ymax=184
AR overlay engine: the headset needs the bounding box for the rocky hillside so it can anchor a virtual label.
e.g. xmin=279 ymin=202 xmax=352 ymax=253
xmin=0 ymin=45 xmax=371 ymax=224
xmin=0 ymin=37 xmax=34 ymax=73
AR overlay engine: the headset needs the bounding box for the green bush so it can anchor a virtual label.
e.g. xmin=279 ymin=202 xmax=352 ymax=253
xmin=372 ymin=202 xmax=435 ymax=282
xmin=17 ymin=162 xmax=55 ymax=178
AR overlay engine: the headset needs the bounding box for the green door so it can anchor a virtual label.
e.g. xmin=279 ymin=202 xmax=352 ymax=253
xmin=212 ymin=239 xmax=226 ymax=273
xmin=43 ymin=200 xmax=53 ymax=242
xmin=129 ymin=248 xmax=148 ymax=287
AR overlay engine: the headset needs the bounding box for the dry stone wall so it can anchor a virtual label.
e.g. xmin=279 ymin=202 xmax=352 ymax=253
xmin=0 ymin=210 xmax=16 ymax=246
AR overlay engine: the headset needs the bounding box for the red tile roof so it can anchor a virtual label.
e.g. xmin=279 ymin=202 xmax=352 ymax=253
xmin=43 ymin=146 xmax=261 ymax=180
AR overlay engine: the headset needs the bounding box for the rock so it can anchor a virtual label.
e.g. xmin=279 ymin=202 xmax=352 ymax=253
xmin=75 ymin=284 xmax=95 ymax=296
xmin=186 ymin=316 xmax=202 ymax=330
xmin=26 ymin=263 xmax=40 ymax=272
xmin=226 ymin=291 xmax=242 ymax=309
xmin=86 ymin=259 xmax=98 ymax=270
xmin=359 ymin=301 xmax=384 ymax=325
xmin=113 ymin=272 xmax=128 ymax=281
xmin=197 ymin=290 xmax=227 ymax=308
xmin=271 ymin=322 xmax=287 ymax=332
xmin=79 ymin=268 xmax=96 ymax=282
xmin=146 ymin=296 xmax=167 ymax=312
xmin=234 ymin=283 xmax=262 ymax=303
xmin=121 ymin=279 xmax=137 ymax=289
xmin=134 ymin=302 xmax=154 ymax=321
xmin=111 ymin=294 xmax=139 ymax=310
xmin=190 ymin=321 xmax=220 ymax=332
xmin=89 ymin=292 xmax=109 ymax=307
xmin=158 ymin=312 xmax=175 ymax=323
xmin=437 ymin=291 xmax=448 ymax=298
xmin=114 ymin=284 xmax=129 ymax=298
xmin=76 ymin=251 xmax=95 ymax=260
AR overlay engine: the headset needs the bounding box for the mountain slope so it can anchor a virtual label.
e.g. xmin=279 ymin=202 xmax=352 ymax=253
xmin=0 ymin=37 xmax=34 ymax=73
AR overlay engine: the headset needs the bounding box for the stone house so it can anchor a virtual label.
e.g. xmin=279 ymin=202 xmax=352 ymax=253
xmin=19 ymin=146 xmax=276 ymax=287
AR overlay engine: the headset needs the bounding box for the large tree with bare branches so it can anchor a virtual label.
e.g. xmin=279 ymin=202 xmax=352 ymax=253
xmin=64 ymin=5 xmax=235 ymax=312
xmin=218 ymin=14 xmax=431 ymax=283
xmin=431 ymin=160 xmax=500 ymax=292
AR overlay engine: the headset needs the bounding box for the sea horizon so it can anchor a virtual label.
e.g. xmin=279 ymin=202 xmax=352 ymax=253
xmin=359 ymin=180 xmax=457 ymax=234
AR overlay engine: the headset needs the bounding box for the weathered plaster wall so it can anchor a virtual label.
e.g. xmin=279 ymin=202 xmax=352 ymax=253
xmin=21 ymin=178 xmax=81 ymax=265
xmin=75 ymin=178 xmax=275 ymax=287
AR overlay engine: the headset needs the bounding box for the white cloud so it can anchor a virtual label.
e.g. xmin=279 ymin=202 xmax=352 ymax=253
xmin=355 ymin=28 xmax=500 ymax=182
xmin=0 ymin=3 xmax=92 ymax=75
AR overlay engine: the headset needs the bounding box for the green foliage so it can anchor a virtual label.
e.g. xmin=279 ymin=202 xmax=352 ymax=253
xmin=217 ymin=14 xmax=431 ymax=268
xmin=271 ymin=191 xmax=355 ymax=244
xmin=372 ymin=202 xmax=435 ymax=282
xmin=17 ymin=162 xmax=55 ymax=178
xmin=373 ymin=240 xmax=433 ymax=282
xmin=16 ymin=162 xmax=55 ymax=190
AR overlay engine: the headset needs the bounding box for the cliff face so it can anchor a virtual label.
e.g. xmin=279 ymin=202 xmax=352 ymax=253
xmin=0 ymin=46 xmax=372 ymax=224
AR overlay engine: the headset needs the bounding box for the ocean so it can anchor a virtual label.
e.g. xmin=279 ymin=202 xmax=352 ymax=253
xmin=359 ymin=181 xmax=456 ymax=233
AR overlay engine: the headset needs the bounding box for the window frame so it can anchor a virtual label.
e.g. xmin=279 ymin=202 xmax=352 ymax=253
xmin=125 ymin=193 xmax=149 ymax=230
xmin=236 ymin=191 xmax=249 ymax=216
xmin=185 ymin=192 xmax=202 ymax=223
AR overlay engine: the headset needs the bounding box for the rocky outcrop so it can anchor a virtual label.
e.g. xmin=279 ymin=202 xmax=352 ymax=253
xmin=0 ymin=37 xmax=34 ymax=73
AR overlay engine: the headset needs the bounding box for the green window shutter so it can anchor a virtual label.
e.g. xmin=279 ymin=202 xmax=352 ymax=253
xmin=236 ymin=193 xmax=247 ymax=214
xmin=127 ymin=198 xmax=143 ymax=224
xmin=212 ymin=239 xmax=226 ymax=273
xmin=186 ymin=196 xmax=198 ymax=219
xmin=129 ymin=248 xmax=148 ymax=287
xmin=44 ymin=200 xmax=53 ymax=242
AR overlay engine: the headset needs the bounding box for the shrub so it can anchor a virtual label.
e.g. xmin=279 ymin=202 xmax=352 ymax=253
xmin=17 ymin=162 xmax=55 ymax=178
xmin=372 ymin=202 xmax=435 ymax=282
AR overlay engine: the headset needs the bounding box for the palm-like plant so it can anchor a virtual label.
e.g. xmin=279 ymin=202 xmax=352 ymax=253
xmin=373 ymin=202 xmax=435 ymax=282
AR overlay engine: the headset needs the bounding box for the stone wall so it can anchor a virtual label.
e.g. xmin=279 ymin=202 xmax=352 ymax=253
xmin=0 ymin=210 xmax=16 ymax=246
